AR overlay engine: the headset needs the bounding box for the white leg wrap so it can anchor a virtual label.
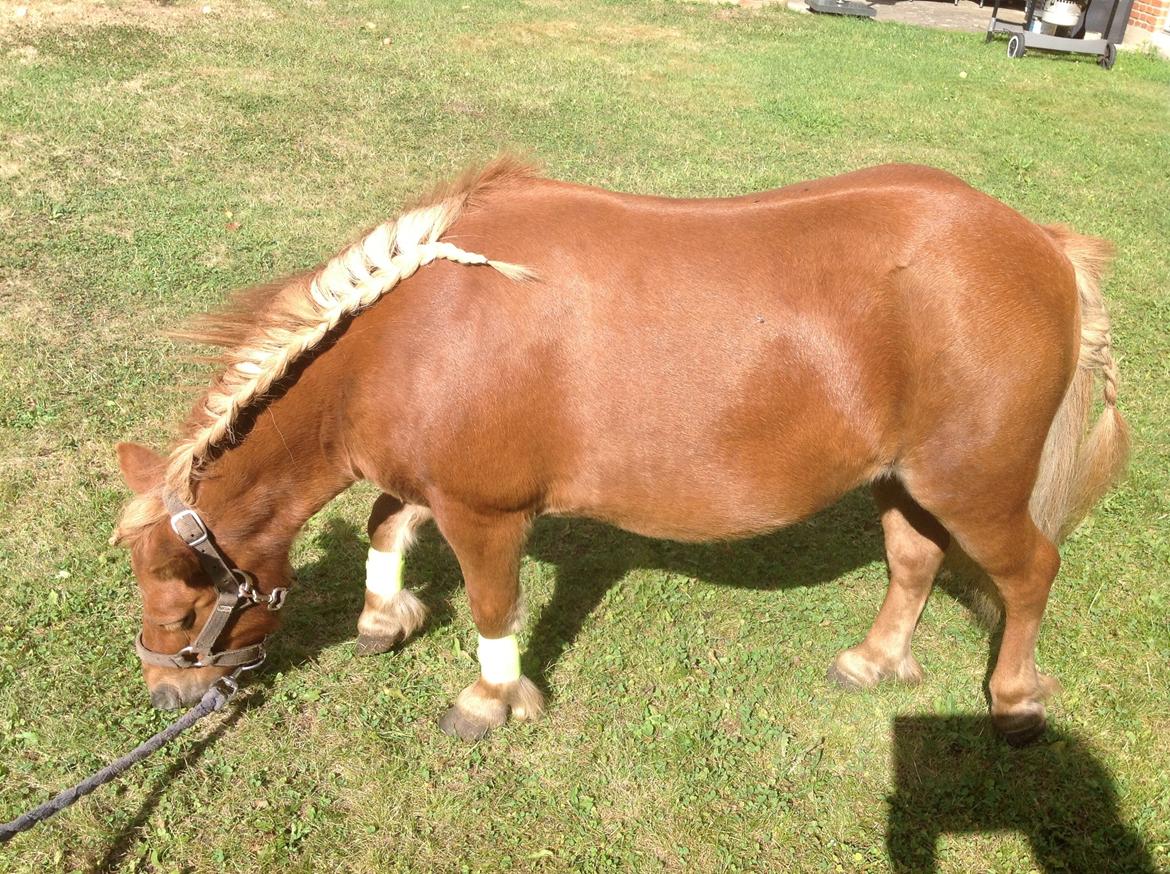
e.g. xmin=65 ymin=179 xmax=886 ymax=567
xmin=365 ymin=547 xmax=403 ymax=598
xmin=477 ymin=634 xmax=521 ymax=685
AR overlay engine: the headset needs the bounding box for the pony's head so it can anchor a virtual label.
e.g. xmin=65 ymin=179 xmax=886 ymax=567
xmin=113 ymin=442 xmax=286 ymax=709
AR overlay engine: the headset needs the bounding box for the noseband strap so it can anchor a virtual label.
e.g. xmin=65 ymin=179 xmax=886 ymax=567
xmin=135 ymin=494 xmax=287 ymax=670
xmin=135 ymin=631 xmax=268 ymax=669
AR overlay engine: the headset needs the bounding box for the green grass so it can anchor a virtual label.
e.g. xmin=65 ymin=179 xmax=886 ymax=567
xmin=1 ymin=1 xmax=1168 ymax=871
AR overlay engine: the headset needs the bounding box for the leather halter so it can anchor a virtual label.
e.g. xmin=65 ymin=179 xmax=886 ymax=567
xmin=134 ymin=494 xmax=287 ymax=670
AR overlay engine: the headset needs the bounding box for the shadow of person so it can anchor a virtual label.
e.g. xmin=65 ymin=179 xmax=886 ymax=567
xmin=886 ymin=715 xmax=1157 ymax=873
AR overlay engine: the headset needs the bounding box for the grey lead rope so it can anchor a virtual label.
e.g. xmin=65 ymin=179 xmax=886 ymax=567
xmin=0 ymin=676 xmax=240 ymax=845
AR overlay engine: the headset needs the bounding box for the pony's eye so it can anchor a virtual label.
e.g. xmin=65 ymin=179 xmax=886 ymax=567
xmin=156 ymin=612 xmax=195 ymax=632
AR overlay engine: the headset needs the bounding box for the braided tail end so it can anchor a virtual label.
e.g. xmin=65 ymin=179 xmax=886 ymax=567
xmin=1029 ymin=225 xmax=1131 ymax=543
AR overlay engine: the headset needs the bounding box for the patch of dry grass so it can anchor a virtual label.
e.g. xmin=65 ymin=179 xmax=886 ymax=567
xmin=0 ymin=0 xmax=271 ymax=34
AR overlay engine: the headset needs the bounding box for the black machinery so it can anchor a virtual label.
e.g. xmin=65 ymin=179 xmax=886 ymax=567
xmin=987 ymin=0 xmax=1131 ymax=68
xmin=807 ymin=0 xmax=876 ymax=18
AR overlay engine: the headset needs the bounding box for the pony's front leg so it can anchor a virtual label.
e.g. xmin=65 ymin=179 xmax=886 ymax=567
xmin=830 ymin=478 xmax=948 ymax=688
xmin=432 ymin=502 xmax=544 ymax=741
xmin=355 ymin=494 xmax=431 ymax=655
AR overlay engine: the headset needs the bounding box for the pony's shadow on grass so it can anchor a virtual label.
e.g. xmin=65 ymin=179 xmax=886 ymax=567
xmin=295 ymin=489 xmax=992 ymax=695
xmin=194 ymin=489 xmax=903 ymax=698
xmin=520 ymin=488 xmax=884 ymax=691
xmin=271 ymin=490 xmax=898 ymax=688
xmin=887 ymin=715 xmax=1157 ymax=873
xmin=519 ymin=488 xmax=997 ymax=694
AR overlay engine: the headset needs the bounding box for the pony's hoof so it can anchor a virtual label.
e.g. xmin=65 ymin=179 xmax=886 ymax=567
xmin=437 ymin=677 xmax=544 ymax=741
xmin=355 ymin=589 xmax=428 ymax=656
xmin=827 ymin=662 xmax=868 ymax=689
xmin=355 ymin=632 xmax=403 ymax=656
xmin=828 ymin=647 xmax=922 ymax=689
xmin=439 ymin=695 xmax=507 ymax=741
xmin=993 ymin=710 xmax=1047 ymax=747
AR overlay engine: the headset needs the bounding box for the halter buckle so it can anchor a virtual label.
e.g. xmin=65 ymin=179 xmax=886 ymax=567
xmin=169 ymin=509 xmax=210 ymax=547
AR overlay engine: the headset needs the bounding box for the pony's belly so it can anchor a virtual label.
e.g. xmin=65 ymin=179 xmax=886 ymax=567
xmin=578 ymin=509 xmax=795 ymax=544
xmin=547 ymin=454 xmax=879 ymax=543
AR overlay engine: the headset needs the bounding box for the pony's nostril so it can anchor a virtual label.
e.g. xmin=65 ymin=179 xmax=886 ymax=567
xmin=180 ymin=686 xmax=207 ymax=707
xmin=150 ymin=685 xmax=182 ymax=711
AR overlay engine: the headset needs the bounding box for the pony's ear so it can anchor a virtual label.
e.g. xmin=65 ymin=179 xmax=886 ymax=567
xmin=116 ymin=442 xmax=165 ymax=495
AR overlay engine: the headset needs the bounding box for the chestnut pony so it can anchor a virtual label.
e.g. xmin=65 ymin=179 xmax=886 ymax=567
xmin=113 ymin=158 xmax=1128 ymax=744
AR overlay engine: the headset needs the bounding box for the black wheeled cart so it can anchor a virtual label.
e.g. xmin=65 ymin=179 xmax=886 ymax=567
xmin=986 ymin=0 xmax=1128 ymax=68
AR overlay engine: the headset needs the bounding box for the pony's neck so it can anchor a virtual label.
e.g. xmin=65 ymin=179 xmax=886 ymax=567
xmin=186 ymin=403 xmax=354 ymax=574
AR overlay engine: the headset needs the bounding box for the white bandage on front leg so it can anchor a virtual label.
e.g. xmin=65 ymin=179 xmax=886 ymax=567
xmin=365 ymin=547 xmax=404 ymax=598
xmin=477 ymin=634 xmax=521 ymax=685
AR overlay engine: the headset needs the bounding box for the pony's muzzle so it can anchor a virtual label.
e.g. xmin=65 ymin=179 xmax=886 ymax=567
xmin=143 ymin=663 xmax=227 ymax=710
xmin=149 ymin=685 xmax=184 ymax=710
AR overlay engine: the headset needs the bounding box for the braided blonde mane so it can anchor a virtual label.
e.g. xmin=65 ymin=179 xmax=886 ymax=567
xmin=163 ymin=157 xmax=536 ymax=504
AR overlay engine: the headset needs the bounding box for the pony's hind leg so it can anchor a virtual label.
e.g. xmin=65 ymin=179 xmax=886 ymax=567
xmin=947 ymin=511 xmax=1061 ymax=745
xmin=355 ymin=494 xmax=431 ymax=656
xmin=431 ymin=501 xmax=543 ymax=741
xmin=906 ymin=463 xmax=1062 ymax=745
xmin=830 ymin=477 xmax=949 ymax=688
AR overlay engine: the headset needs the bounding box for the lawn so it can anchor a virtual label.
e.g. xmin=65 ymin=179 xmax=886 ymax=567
xmin=0 ymin=0 xmax=1167 ymax=871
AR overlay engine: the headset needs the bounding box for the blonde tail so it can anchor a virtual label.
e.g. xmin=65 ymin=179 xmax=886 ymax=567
xmin=1029 ymin=225 xmax=1131 ymax=542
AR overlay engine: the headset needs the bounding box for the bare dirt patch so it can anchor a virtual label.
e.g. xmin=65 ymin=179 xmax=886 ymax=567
xmin=0 ymin=0 xmax=271 ymax=34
